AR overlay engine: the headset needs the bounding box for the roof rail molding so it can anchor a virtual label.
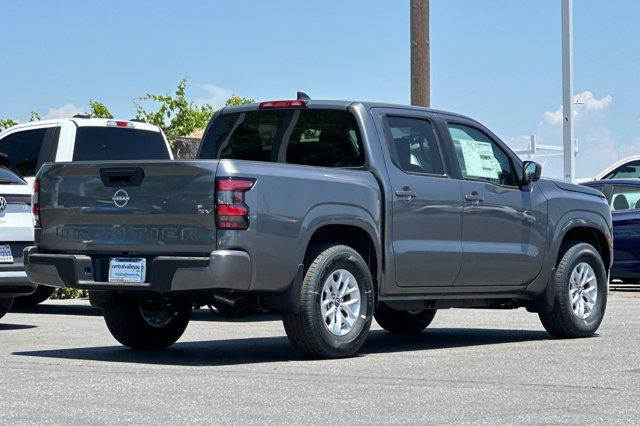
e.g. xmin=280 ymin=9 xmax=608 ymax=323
xmin=72 ymin=114 xmax=91 ymax=119
xmin=130 ymin=118 xmax=146 ymax=123
xmin=297 ymin=92 xmax=311 ymax=101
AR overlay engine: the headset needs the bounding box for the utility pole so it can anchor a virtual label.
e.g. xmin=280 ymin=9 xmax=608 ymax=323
xmin=562 ymin=0 xmax=575 ymax=182
xmin=410 ymin=0 xmax=430 ymax=107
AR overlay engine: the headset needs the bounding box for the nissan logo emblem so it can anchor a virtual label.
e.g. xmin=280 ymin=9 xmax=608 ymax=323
xmin=0 ymin=196 xmax=6 ymax=212
xmin=112 ymin=189 xmax=130 ymax=208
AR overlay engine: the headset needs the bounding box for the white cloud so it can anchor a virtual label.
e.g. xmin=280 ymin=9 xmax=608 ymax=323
xmin=540 ymin=91 xmax=612 ymax=127
xmin=43 ymin=103 xmax=84 ymax=120
xmin=194 ymin=84 xmax=236 ymax=109
xmin=511 ymin=91 xmax=628 ymax=180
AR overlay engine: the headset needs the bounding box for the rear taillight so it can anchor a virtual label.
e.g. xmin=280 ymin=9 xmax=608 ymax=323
xmin=32 ymin=178 xmax=41 ymax=227
xmin=215 ymin=178 xmax=255 ymax=230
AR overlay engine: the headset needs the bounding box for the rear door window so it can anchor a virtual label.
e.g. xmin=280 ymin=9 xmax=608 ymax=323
xmin=199 ymin=108 xmax=365 ymax=168
xmin=72 ymin=127 xmax=170 ymax=161
xmin=382 ymin=116 xmax=444 ymax=175
xmin=0 ymin=128 xmax=48 ymax=176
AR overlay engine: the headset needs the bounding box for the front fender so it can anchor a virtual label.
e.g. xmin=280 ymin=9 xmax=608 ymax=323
xmin=552 ymin=210 xmax=613 ymax=268
xmin=527 ymin=209 xmax=612 ymax=313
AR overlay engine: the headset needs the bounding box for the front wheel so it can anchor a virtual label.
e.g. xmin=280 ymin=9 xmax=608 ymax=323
xmin=103 ymin=297 xmax=191 ymax=349
xmin=0 ymin=297 xmax=13 ymax=320
xmin=539 ymin=242 xmax=607 ymax=338
xmin=282 ymin=244 xmax=375 ymax=359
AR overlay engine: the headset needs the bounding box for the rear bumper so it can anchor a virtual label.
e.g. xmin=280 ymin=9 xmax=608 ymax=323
xmin=23 ymin=247 xmax=251 ymax=293
xmin=0 ymin=271 xmax=37 ymax=297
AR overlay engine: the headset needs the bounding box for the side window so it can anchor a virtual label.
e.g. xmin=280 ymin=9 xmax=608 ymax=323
xmin=0 ymin=128 xmax=48 ymax=177
xmin=383 ymin=116 xmax=444 ymax=175
xmin=447 ymin=123 xmax=517 ymax=186
xmin=610 ymin=185 xmax=640 ymax=211
xmin=603 ymin=161 xmax=640 ymax=179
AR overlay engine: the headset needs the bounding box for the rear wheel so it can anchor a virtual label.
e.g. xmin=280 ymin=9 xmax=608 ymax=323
xmin=539 ymin=242 xmax=607 ymax=338
xmin=282 ymin=244 xmax=375 ymax=359
xmin=0 ymin=297 xmax=13 ymax=320
xmin=103 ymin=296 xmax=191 ymax=349
xmin=13 ymin=285 xmax=55 ymax=307
xmin=375 ymin=304 xmax=437 ymax=334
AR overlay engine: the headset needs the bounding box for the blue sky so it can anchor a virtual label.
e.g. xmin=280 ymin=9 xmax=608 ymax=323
xmin=2 ymin=0 xmax=639 ymax=178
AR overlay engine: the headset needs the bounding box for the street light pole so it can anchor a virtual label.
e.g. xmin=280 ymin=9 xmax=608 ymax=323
xmin=410 ymin=0 xmax=430 ymax=107
xmin=562 ymin=0 xmax=575 ymax=182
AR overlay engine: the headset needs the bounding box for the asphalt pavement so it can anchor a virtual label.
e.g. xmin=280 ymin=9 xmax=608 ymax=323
xmin=1 ymin=289 xmax=639 ymax=424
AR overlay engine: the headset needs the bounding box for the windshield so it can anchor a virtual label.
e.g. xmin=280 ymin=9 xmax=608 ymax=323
xmin=72 ymin=127 xmax=170 ymax=161
xmin=603 ymin=160 xmax=640 ymax=179
xmin=0 ymin=165 xmax=26 ymax=185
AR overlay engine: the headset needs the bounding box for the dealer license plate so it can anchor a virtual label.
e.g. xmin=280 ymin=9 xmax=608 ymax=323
xmin=108 ymin=258 xmax=146 ymax=283
xmin=0 ymin=244 xmax=13 ymax=264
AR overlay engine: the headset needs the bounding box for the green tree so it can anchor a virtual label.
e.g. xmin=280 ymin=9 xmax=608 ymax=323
xmin=0 ymin=118 xmax=17 ymax=132
xmin=89 ymin=101 xmax=113 ymax=119
xmin=134 ymin=77 xmax=214 ymax=137
xmin=29 ymin=111 xmax=41 ymax=122
xmin=225 ymin=94 xmax=255 ymax=106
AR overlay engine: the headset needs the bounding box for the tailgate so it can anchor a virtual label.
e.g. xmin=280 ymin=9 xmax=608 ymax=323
xmin=38 ymin=160 xmax=219 ymax=255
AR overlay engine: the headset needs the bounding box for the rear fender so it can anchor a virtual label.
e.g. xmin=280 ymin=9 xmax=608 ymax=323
xmin=297 ymin=203 xmax=381 ymax=277
xmin=266 ymin=203 xmax=381 ymax=314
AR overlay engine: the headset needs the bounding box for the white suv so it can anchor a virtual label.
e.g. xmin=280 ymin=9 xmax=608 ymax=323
xmin=0 ymin=157 xmax=37 ymax=318
xmin=0 ymin=116 xmax=173 ymax=307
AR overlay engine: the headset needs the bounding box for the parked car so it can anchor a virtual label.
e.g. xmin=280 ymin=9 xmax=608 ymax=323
xmin=582 ymin=156 xmax=640 ymax=182
xmin=24 ymin=99 xmax=612 ymax=358
xmin=0 ymin=116 xmax=173 ymax=306
xmin=0 ymin=155 xmax=37 ymax=319
xmin=582 ymin=179 xmax=640 ymax=283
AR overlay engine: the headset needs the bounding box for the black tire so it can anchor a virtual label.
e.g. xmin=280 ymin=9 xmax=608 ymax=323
xmin=0 ymin=297 xmax=13 ymax=320
xmin=539 ymin=242 xmax=607 ymax=338
xmin=13 ymin=285 xmax=55 ymax=307
xmin=375 ymin=304 xmax=437 ymax=334
xmin=282 ymin=244 xmax=375 ymax=359
xmin=103 ymin=296 xmax=191 ymax=349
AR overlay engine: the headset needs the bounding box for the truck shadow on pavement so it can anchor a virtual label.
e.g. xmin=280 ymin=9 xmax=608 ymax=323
xmin=0 ymin=323 xmax=37 ymax=331
xmin=13 ymin=328 xmax=551 ymax=366
xmin=11 ymin=303 xmax=280 ymax=323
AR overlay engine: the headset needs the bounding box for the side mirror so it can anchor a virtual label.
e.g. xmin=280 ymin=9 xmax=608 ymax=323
xmin=522 ymin=161 xmax=542 ymax=185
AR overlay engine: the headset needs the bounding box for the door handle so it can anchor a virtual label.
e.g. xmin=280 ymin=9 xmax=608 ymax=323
xmin=395 ymin=190 xmax=416 ymax=199
xmin=464 ymin=192 xmax=484 ymax=203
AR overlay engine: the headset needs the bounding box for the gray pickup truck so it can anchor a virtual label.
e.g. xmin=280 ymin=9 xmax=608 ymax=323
xmin=24 ymin=99 xmax=613 ymax=358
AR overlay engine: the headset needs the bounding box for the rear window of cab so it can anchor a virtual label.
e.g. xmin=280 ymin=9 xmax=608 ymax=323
xmin=199 ymin=109 xmax=365 ymax=168
xmin=72 ymin=127 xmax=170 ymax=161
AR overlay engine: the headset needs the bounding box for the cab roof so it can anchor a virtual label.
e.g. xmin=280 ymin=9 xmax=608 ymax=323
xmin=220 ymin=99 xmax=473 ymax=121
xmin=0 ymin=117 xmax=162 ymax=135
